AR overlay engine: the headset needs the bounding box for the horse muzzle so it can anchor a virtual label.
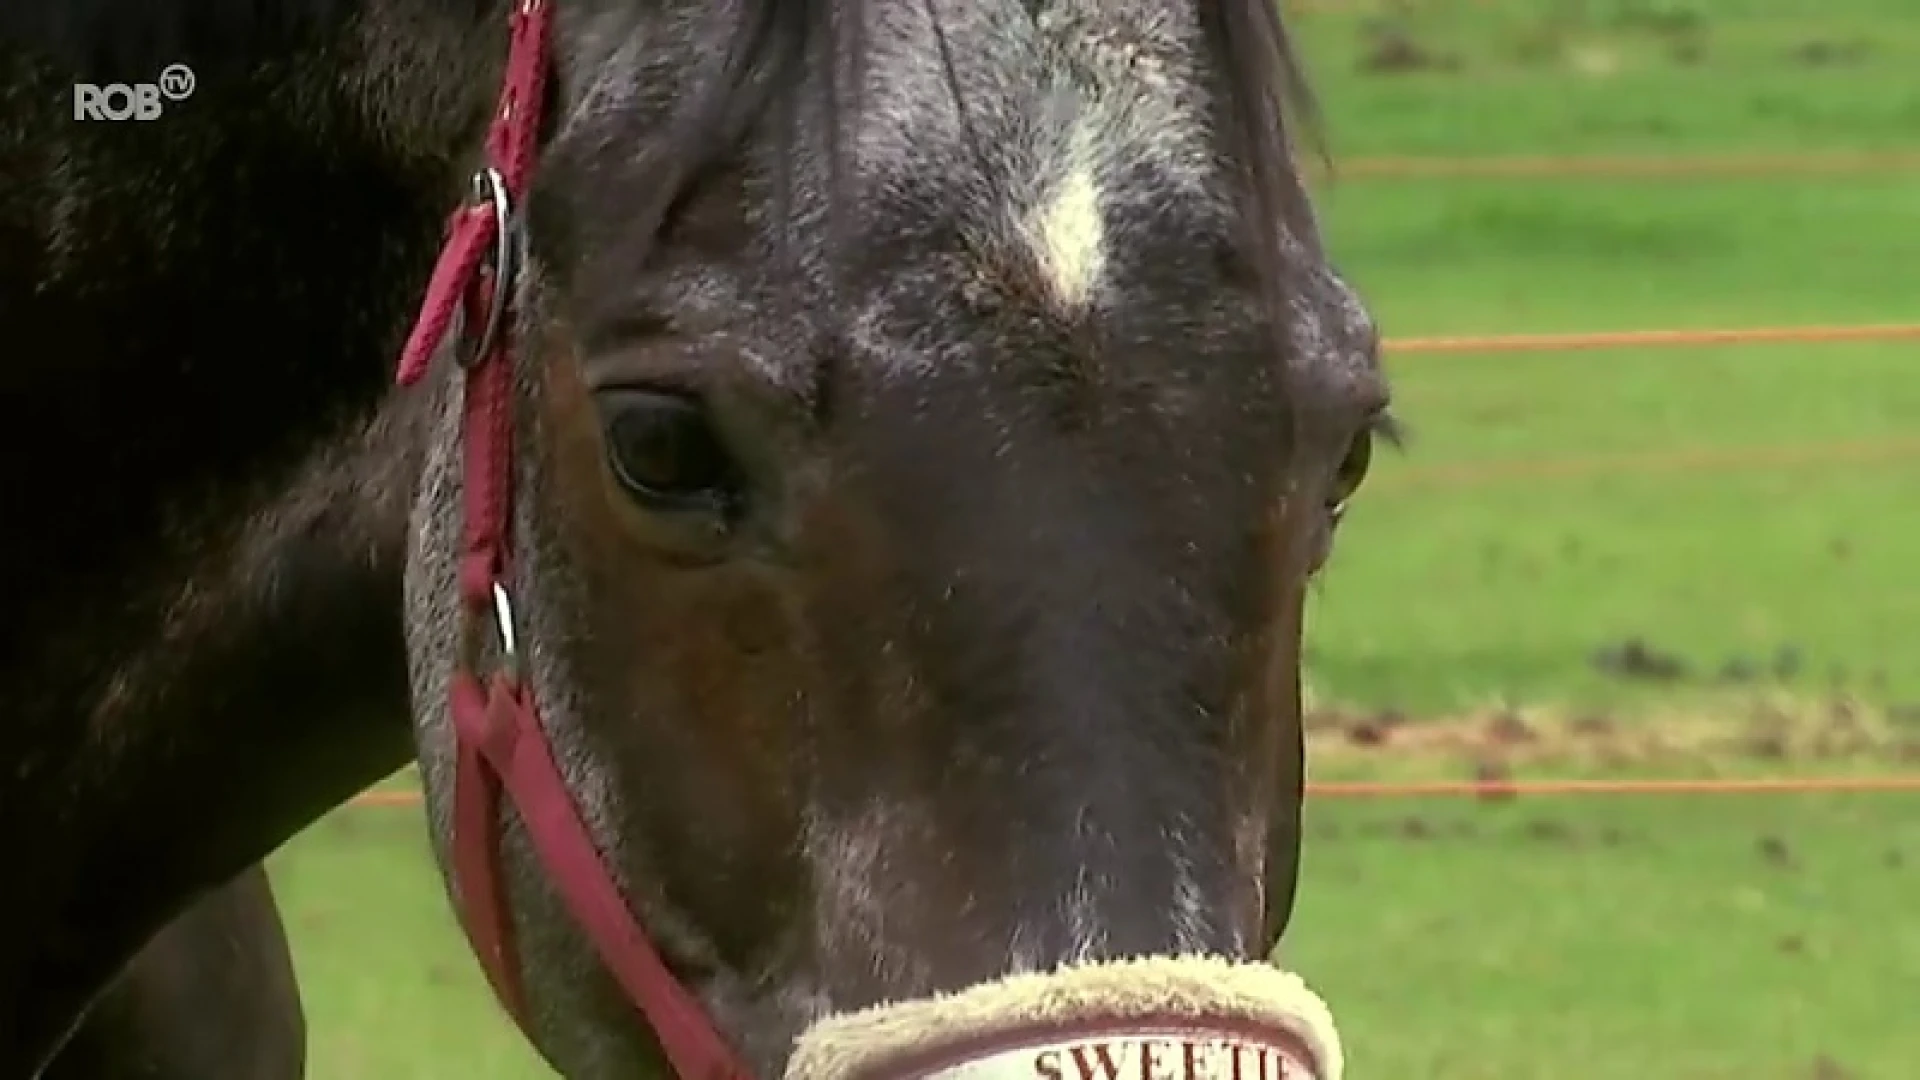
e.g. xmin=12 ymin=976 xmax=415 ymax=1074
xmin=784 ymin=955 xmax=1342 ymax=1080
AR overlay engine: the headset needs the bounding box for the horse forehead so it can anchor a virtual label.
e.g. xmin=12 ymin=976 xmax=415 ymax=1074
xmin=853 ymin=0 xmax=1224 ymax=312
xmin=857 ymin=0 xmax=1207 ymax=119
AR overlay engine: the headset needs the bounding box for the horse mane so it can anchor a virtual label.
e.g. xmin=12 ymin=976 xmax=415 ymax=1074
xmin=1201 ymin=0 xmax=1325 ymax=179
xmin=0 ymin=0 xmax=453 ymax=78
xmin=1198 ymin=0 xmax=1327 ymax=360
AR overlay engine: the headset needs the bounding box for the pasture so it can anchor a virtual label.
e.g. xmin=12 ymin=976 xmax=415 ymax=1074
xmin=270 ymin=1 xmax=1920 ymax=1076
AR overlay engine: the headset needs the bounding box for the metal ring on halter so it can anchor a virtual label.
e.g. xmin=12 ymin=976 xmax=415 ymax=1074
xmin=461 ymin=166 xmax=518 ymax=370
xmin=489 ymin=580 xmax=522 ymax=678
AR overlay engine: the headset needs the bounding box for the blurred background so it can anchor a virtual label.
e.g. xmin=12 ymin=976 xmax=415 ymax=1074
xmin=279 ymin=2 xmax=1920 ymax=1075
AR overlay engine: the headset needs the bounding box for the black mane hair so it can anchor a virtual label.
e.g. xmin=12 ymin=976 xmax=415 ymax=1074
xmin=1 ymin=0 xmax=422 ymax=78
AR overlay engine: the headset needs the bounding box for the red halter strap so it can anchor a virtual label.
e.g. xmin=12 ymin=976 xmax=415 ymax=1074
xmin=395 ymin=3 xmax=752 ymax=1076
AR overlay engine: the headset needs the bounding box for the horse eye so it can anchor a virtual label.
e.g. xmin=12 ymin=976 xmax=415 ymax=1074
xmin=1328 ymin=427 xmax=1374 ymax=516
xmin=596 ymin=390 xmax=740 ymax=512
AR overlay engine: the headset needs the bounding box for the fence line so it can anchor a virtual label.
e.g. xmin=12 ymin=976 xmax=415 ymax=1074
xmin=1321 ymin=150 xmax=1920 ymax=181
xmin=1307 ymin=776 xmax=1920 ymax=798
xmin=345 ymin=774 xmax=1920 ymax=809
xmin=1383 ymin=322 xmax=1920 ymax=355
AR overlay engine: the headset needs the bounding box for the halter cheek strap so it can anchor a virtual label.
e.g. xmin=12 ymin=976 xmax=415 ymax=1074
xmin=395 ymin=3 xmax=752 ymax=1076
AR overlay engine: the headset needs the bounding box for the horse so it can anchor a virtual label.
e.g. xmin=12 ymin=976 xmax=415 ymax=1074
xmin=40 ymin=865 xmax=304 ymax=1080
xmin=1 ymin=0 xmax=1390 ymax=1075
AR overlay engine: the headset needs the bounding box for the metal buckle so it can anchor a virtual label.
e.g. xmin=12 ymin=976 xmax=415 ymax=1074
xmin=460 ymin=166 xmax=519 ymax=370
xmin=462 ymin=579 xmax=524 ymax=683
xmin=488 ymin=580 xmax=521 ymax=679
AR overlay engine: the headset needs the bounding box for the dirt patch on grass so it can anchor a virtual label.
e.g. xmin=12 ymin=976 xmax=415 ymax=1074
xmin=1357 ymin=21 xmax=1463 ymax=74
xmin=1304 ymin=693 xmax=1915 ymax=773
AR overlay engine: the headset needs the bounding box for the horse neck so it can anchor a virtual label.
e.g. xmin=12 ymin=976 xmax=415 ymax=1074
xmin=0 ymin=2 xmax=510 ymax=1070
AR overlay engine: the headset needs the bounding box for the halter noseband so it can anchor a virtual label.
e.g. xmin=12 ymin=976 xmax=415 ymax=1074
xmin=395 ymin=3 xmax=752 ymax=1076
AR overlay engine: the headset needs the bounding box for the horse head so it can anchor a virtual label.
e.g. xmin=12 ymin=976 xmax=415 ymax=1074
xmin=401 ymin=0 xmax=1389 ymax=1073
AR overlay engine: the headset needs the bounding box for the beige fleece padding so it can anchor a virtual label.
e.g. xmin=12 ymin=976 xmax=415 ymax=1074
xmin=785 ymin=955 xmax=1342 ymax=1080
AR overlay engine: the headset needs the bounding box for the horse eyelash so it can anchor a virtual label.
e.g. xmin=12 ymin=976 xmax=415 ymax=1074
xmin=1368 ymin=407 xmax=1406 ymax=452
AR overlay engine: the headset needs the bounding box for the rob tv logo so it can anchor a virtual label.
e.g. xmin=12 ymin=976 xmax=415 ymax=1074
xmin=73 ymin=64 xmax=196 ymax=121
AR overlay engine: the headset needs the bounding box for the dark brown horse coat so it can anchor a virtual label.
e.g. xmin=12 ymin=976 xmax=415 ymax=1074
xmin=42 ymin=867 xmax=303 ymax=1080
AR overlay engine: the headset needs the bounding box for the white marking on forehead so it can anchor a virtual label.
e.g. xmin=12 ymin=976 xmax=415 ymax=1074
xmin=852 ymin=3 xmax=1217 ymax=237
xmin=839 ymin=0 xmax=1255 ymax=377
xmin=1020 ymin=153 xmax=1106 ymax=312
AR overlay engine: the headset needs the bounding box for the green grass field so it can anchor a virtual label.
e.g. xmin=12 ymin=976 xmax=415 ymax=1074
xmin=269 ymin=2 xmax=1920 ymax=1075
